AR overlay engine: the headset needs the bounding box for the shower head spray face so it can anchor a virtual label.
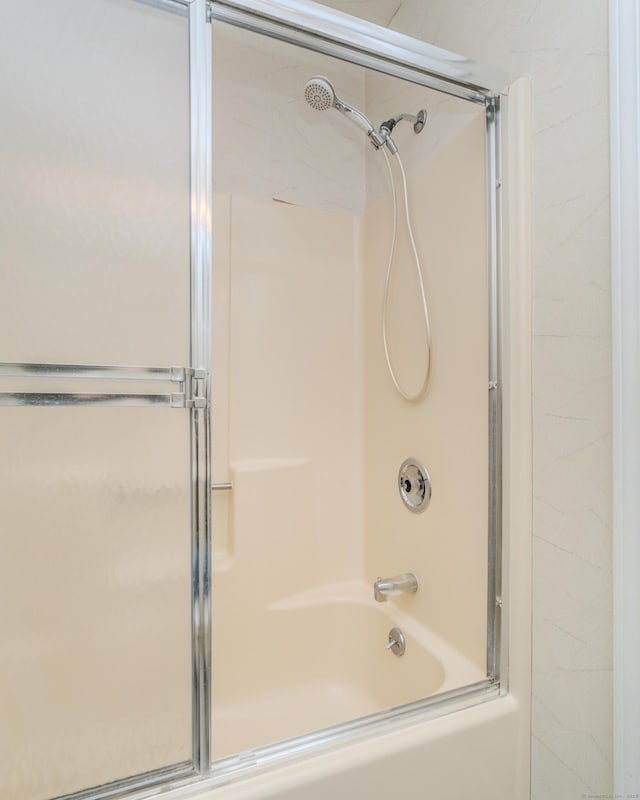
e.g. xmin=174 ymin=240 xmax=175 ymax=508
xmin=304 ymin=76 xmax=336 ymax=111
xmin=303 ymin=75 xmax=384 ymax=149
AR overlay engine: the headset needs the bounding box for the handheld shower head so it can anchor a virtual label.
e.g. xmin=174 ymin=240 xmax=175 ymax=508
xmin=304 ymin=77 xmax=336 ymax=111
xmin=304 ymin=75 xmax=385 ymax=149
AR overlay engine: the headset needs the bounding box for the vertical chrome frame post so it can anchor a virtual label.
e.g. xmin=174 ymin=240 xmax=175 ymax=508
xmin=486 ymin=97 xmax=503 ymax=683
xmin=188 ymin=0 xmax=213 ymax=776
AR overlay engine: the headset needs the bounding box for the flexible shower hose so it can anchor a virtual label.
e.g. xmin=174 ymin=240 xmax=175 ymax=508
xmin=380 ymin=147 xmax=432 ymax=401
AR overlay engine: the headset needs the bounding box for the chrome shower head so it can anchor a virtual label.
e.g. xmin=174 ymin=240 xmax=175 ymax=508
xmin=303 ymin=75 xmax=385 ymax=149
xmin=304 ymin=76 xmax=336 ymax=111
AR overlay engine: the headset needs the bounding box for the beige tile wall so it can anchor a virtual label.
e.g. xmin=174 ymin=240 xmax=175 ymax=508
xmin=380 ymin=1 xmax=612 ymax=796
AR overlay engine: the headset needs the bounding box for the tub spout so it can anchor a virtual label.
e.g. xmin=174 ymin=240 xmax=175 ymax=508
xmin=373 ymin=572 xmax=418 ymax=602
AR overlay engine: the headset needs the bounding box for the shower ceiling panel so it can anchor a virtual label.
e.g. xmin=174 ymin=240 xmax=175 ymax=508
xmin=314 ymin=0 xmax=404 ymax=27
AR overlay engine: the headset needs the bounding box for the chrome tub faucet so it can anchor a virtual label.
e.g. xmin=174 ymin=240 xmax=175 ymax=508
xmin=374 ymin=572 xmax=419 ymax=602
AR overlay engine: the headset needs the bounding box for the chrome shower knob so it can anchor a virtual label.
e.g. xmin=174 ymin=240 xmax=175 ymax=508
xmin=398 ymin=458 xmax=431 ymax=513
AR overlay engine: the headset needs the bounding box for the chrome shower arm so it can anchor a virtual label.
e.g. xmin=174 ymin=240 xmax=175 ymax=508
xmin=380 ymin=109 xmax=427 ymax=135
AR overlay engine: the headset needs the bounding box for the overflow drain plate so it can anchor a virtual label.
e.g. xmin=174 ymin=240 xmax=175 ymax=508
xmin=398 ymin=458 xmax=431 ymax=513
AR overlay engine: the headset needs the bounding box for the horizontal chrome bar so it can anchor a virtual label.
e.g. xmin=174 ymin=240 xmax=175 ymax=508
xmin=211 ymin=5 xmax=488 ymax=104
xmin=211 ymin=482 xmax=233 ymax=491
xmin=210 ymin=0 xmax=508 ymax=97
xmin=209 ymin=679 xmax=499 ymax=784
xmin=54 ymin=761 xmax=195 ymax=800
xmin=0 ymin=362 xmax=192 ymax=382
xmin=0 ymin=392 xmax=186 ymax=408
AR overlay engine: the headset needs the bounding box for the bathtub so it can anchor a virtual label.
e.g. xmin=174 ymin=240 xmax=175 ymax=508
xmin=211 ymin=581 xmax=484 ymax=760
xmin=171 ymin=75 xmax=531 ymax=800
xmin=204 ymin=572 xmax=525 ymax=800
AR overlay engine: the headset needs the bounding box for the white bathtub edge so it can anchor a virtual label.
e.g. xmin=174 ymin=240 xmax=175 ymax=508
xmin=179 ymin=694 xmax=521 ymax=800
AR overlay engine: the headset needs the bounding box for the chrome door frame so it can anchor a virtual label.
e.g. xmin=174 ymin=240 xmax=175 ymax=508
xmin=188 ymin=0 xmax=213 ymax=777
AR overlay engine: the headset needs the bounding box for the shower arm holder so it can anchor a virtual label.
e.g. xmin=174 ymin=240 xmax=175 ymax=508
xmin=334 ymin=99 xmax=386 ymax=149
xmin=378 ymin=109 xmax=428 ymax=152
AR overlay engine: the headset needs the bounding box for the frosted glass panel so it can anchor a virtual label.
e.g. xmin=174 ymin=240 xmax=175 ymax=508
xmin=0 ymin=0 xmax=190 ymax=365
xmin=0 ymin=408 xmax=192 ymax=800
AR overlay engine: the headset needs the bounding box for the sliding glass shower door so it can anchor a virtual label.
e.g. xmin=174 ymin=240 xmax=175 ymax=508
xmin=0 ymin=1 xmax=211 ymax=798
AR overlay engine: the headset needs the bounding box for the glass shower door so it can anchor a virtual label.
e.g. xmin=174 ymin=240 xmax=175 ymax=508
xmin=0 ymin=1 xmax=211 ymax=798
xmin=210 ymin=11 xmax=497 ymax=765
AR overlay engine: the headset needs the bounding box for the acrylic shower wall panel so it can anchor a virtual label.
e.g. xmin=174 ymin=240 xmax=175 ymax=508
xmin=210 ymin=20 xmax=368 ymax=589
xmin=210 ymin=191 xmax=365 ymax=755
xmin=364 ymin=72 xmax=481 ymax=206
xmin=0 ymin=408 xmax=192 ymax=800
xmin=214 ymin=193 xmax=363 ymax=578
xmin=212 ymin=22 xmax=366 ymax=213
xmin=0 ymin=0 xmax=190 ymax=366
xmin=363 ymin=108 xmax=489 ymax=673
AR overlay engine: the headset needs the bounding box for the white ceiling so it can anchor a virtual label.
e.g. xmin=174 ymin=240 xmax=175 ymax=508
xmin=313 ymin=0 xmax=403 ymax=28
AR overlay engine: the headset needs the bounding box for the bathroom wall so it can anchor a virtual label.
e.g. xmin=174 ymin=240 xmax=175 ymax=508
xmin=210 ymin=189 xmax=366 ymax=756
xmin=211 ymin=16 xmax=495 ymax=692
xmin=210 ymin=23 xmax=369 ymax=746
xmin=211 ymin=5 xmax=508 ymax=732
xmin=382 ymin=1 xmax=612 ymax=797
xmin=212 ymin=192 xmax=364 ymax=587
xmin=364 ymin=73 xmax=480 ymax=205
xmin=211 ymin=23 xmax=366 ymax=212
xmin=361 ymin=99 xmax=490 ymax=673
